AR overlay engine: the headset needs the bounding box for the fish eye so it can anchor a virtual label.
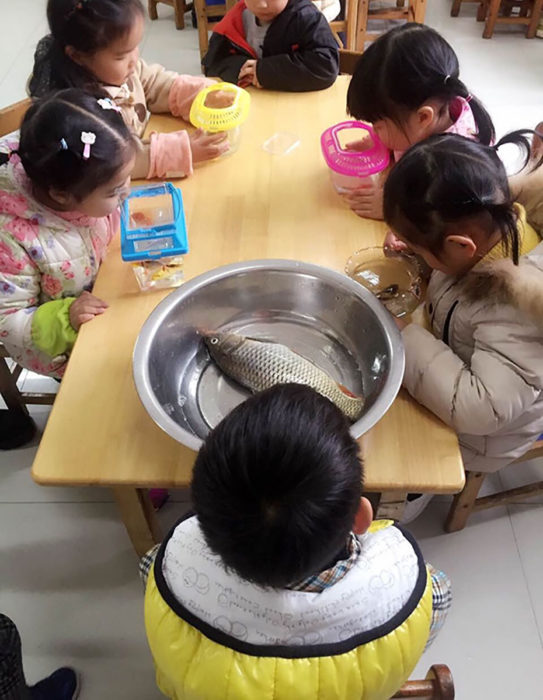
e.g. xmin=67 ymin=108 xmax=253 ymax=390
xmin=210 ymin=337 xmax=219 ymax=345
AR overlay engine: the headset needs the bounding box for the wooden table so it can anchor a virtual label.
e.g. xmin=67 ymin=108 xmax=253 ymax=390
xmin=32 ymin=77 xmax=464 ymax=555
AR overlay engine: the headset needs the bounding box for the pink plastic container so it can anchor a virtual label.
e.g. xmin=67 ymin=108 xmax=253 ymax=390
xmin=320 ymin=121 xmax=390 ymax=193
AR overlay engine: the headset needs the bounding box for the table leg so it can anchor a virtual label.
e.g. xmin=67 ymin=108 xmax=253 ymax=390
xmin=376 ymin=490 xmax=408 ymax=520
xmin=113 ymin=487 xmax=162 ymax=556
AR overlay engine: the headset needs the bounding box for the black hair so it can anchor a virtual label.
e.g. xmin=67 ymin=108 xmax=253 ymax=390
xmin=17 ymin=89 xmax=135 ymax=201
xmin=191 ymin=384 xmax=363 ymax=589
xmin=383 ymin=130 xmax=541 ymax=266
xmin=347 ymin=23 xmax=495 ymax=146
xmin=29 ymin=0 xmax=144 ymax=95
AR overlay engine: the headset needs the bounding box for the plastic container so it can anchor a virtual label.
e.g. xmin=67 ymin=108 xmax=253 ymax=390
xmin=189 ymin=82 xmax=250 ymax=157
xmin=320 ymin=121 xmax=390 ymax=193
xmin=121 ymin=183 xmax=189 ymax=291
xmin=345 ymin=246 xmax=422 ymax=317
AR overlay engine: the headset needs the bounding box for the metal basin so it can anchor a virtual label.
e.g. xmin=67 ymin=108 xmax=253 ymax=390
xmin=133 ymin=259 xmax=405 ymax=451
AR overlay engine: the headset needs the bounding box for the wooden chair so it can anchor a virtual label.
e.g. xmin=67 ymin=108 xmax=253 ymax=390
xmin=482 ymin=0 xmax=543 ymax=37
xmin=451 ymin=0 xmax=488 ymax=21
xmin=393 ymin=665 xmax=455 ymax=699
xmin=193 ymin=0 xmax=236 ymax=58
xmin=338 ymin=49 xmax=362 ymax=74
xmin=0 ymin=98 xmax=56 ymax=411
xmin=330 ymin=0 xmax=360 ymax=50
xmin=356 ymin=0 xmax=427 ymax=49
xmin=445 ymin=437 xmax=543 ymax=532
xmin=148 ymin=0 xmax=194 ymax=30
xmin=450 ymin=0 xmax=543 ymax=37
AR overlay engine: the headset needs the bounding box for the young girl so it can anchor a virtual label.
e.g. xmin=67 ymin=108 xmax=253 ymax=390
xmin=383 ymin=132 xmax=543 ymax=488
xmin=345 ymin=23 xmax=495 ymax=220
xmin=0 ymin=89 xmax=135 ymax=378
xmin=29 ymin=0 xmax=229 ymax=179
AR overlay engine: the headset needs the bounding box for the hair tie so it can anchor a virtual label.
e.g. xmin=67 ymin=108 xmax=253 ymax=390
xmin=97 ymin=97 xmax=122 ymax=114
xmin=59 ymin=138 xmax=69 ymax=151
xmin=444 ymin=75 xmax=451 ymax=85
xmin=466 ymin=94 xmax=473 ymax=103
xmin=81 ymin=131 xmax=96 ymax=160
xmin=65 ymin=0 xmax=91 ymax=19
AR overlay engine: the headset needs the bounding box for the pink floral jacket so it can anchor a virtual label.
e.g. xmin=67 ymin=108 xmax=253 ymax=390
xmin=0 ymin=132 xmax=118 ymax=378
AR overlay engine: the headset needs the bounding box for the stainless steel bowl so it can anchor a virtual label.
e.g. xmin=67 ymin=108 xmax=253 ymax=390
xmin=133 ymin=259 xmax=405 ymax=451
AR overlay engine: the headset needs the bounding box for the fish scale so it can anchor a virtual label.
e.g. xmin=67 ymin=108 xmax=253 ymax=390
xmin=204 ymin=332 xmax=364 ymax=421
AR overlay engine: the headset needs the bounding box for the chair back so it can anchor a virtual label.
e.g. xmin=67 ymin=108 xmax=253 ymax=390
xmin=0 ymin=98 xmax=31 ymax=138
xmin=392 ymin=664 xmax=455 ymax=699
xmin=330 ymin=0 xmax=359 ymax=49
xmin=194 ymin=0 xmax=237 ymax=58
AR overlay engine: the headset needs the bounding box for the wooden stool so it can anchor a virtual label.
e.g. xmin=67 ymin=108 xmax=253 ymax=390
xmin=356 ymin=0 xmax=427 ymax=50
xmin=445 ymin=437 xmax=543 ymax=532
xmin=482 ymin=0 xmax=543 ymax=37
xmin=451 ymin=0 xmax=488 ymax=21
xmin=148 ymin=0 xmax=194 ymax=30
xmin=393 ymin=664 xmax=455 ymax=699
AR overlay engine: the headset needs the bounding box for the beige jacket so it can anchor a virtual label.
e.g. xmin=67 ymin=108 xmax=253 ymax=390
xmin=104 ymin=59 xmax=214 ymax=178
xmin=402 ymin=223 xmax=543 ymax=473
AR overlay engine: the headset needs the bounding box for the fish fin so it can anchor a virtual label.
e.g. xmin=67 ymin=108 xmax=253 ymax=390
xmin=337 ymin=383 xmax=362 ymax=400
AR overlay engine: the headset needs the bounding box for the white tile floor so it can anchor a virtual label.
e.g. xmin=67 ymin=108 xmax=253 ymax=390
xmin=1 ymin=0 xmax=543 ymax=697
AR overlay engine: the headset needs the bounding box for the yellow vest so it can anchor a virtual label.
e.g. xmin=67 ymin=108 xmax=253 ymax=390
xmin=144 ymin=518 xmax=432 ymax=700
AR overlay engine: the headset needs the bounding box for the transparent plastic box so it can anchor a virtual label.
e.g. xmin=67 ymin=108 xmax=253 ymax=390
xmin=121 ymin=183 xmax=189 ymax=291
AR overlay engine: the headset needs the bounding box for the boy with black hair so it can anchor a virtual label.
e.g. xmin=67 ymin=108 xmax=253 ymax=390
xmin=202 ymin=0 xmax=339 ymax=92
xmin=143 ymin=384 xmax=451 ymax=700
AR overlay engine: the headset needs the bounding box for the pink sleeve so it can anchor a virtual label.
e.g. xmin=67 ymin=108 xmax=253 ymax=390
xmin=148 ymin=131 xmax=193 ymax=179
xmin=168 ymin=75 xmax=216 ymax=122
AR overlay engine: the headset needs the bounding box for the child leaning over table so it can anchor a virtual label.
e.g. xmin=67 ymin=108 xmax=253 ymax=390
xmin=383 ymin=132 xmax=543 ymax=521
xmin=0 ymin=89 xmax=135 ymax=378
xmin=29 ymin=0 xmax=232 ymax=179
xmin=202 ymin=0 xmax=339 ymax=92
xmin=140 ymin=384 xmax=451 ymax=700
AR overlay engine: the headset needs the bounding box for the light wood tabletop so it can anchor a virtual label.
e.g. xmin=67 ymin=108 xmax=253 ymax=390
xmin=31 ymin=76 xmax=464 ymax=553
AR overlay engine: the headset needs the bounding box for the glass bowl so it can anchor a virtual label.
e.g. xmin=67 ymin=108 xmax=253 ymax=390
xmin=345 ymin=246 xmax=422 ymax=317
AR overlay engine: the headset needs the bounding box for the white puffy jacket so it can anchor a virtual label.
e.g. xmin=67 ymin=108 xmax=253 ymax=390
xmin=402 ymin=236 xmax=543 ymax=473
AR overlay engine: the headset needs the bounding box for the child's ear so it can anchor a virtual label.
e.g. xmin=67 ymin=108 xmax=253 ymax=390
xmin=48 ymin=188 xmax=72 ymax=208
xmin=416 ymin=105 xmax=436 ymax=133
xmin=353 ymin=497 xmax=373 ymax=535
xmin=65 ymin=45 xmax=86 ymax=68
xmin=444 ymin=234 xmax=478 ymax=260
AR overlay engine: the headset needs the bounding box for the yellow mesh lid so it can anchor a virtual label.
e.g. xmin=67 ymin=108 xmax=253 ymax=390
xmin=189 ymin=82 xmax=251 ymax=133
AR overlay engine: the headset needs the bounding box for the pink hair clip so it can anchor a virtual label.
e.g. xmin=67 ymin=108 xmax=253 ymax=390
xmin=81 ymin=131 xmax=96 ymax=160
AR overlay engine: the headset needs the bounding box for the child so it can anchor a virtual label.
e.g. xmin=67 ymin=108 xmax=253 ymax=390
xmin=202 ymin=0 xmax=339 ymax=92
xmin=142 ymin=384 xmax=451 ymax=700
xmin=345 ymin=23 xmax=494 ymax=220
xmin=383 ymin=133 xmax=543 ymax=487
xmin=29 ymin=0 xmax=229 ymax=179
xmin=0 ymin=89 xmax=135 ymax=378
xmin=0 ymin=614 xmax=78 ymax=699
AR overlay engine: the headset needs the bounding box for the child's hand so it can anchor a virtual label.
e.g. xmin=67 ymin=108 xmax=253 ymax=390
xmin=342 ymin=181 xmax=384 ymax=220
xmin=383 ymin=229 xmax=411 ymax=254
xmin=189 ymin=128 xmax=229 ymax=163
xmin=69 ymin=291 xmax=108 ymax=331
xmin=238 ymin=60 xmax=261 ymax=88
xmin=204 ymin=90 xmax=236 ymax=109
xmin=394 ymin=316 xmax=409 ymax=331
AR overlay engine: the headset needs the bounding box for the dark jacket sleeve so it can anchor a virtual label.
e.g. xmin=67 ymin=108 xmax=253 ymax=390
xmin=256 ymin=9 xmax=339 ymax=92
xmin=202 ymin=34 xmax=251 ymax=84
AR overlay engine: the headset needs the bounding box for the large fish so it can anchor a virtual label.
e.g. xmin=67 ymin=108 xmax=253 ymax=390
xmin=203 ymin=331 xmax=364 ymax=421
